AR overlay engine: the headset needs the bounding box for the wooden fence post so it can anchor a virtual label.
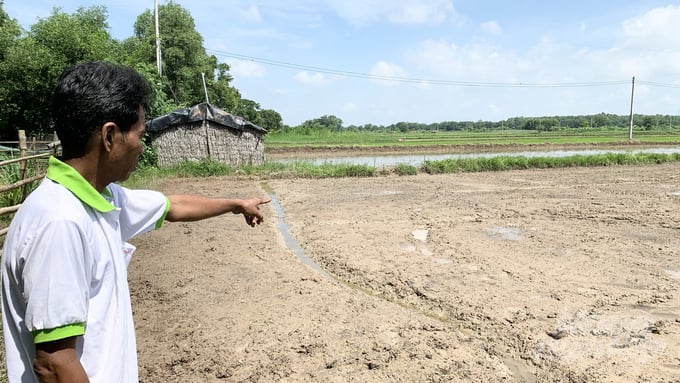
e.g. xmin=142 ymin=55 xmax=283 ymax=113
xmin=18 ymin=130 xmax=29 ymax=201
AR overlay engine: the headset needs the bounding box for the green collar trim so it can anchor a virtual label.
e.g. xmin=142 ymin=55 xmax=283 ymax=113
xmin=46 ymin=156 xmax=115 ymax=213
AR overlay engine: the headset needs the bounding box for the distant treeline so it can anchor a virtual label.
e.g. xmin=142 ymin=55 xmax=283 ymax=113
xmin=294 ymin=113 xmax=679 ymax=133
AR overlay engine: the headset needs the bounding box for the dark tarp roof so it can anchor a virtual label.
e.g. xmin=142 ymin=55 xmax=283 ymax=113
xmin=146 ymin=103 xmax=267 ymax=134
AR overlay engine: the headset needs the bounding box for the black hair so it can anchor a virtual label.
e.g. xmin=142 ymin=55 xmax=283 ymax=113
xmin=51 ymin=61 xmax=152 ymax=160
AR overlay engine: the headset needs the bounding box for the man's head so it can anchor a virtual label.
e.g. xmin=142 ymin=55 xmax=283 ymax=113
xmin=52 ymin=61 xmax=152 ymax=160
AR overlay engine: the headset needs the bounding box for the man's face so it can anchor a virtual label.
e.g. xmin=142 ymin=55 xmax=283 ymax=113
xmin=109 ymin=107 xmax=146 ymax=182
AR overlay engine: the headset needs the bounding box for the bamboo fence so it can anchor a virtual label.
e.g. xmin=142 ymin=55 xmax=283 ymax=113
xmin=0 ymin=130 xmax=60 ymax=236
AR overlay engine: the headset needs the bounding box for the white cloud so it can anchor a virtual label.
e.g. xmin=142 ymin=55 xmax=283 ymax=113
xmin=621 ymin=5 xmax=680 ymax=49
xmin=229 ymin=60 xmax=267 ymax=78
xmin=410 ymin=39 xmax=528 ymax=83
xmin=327 ymin=0 xmax=456 ymax=26
xmin=400 ymin=6 xmax=680 ymax=89
xmin=238 ymin=4 xmax=262 ymax=23
xmin=294 ymin=71 xmax=329 ymax=85
xmin=480 ymin=21 xmax=502 ymax=36
xmin=369 ymin=61 xmax=408 ymax=85
xmin=593 ymin=5 xmax=680 ymax=79
xmin=402 ymin=5 xmax=680 ymax=89
xmin=340 ymin=102 xmax=358 ymax=112
xmin=387 ymin=1 xmax=454 ymax=25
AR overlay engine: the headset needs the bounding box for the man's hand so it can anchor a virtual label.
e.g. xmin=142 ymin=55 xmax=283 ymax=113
xmin=235 ymin=197 xmax=271 ymax=227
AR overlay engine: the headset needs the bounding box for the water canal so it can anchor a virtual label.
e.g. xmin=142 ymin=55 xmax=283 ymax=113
xmin=271 ymin=146 xmax=680 ymax=167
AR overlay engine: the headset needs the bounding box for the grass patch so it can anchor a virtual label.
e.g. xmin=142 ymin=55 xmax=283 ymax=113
xmin=0 ymin=155 xmax=48 ymax=235
xmin=394 ymin=163 xmax=419 ymax=176
xmin=0 ymin=157 xmax=44 ymax=208
xmin=124 ymin=159 xmax=377 ymax=188
xmin=243 ymin=161 xmax=376 ymax=178
xmin=422 ymin=152 xmax=680 ymax=174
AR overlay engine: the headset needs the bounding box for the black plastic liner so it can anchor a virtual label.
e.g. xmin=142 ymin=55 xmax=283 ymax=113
xmin=146 ymin=103 xmax=267 ymax=134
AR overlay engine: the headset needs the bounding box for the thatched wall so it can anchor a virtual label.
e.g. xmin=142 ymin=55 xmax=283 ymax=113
xmin=149 ymin=121 xmax=265 ymax=167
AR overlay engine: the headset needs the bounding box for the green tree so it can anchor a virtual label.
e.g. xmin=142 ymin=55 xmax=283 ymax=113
xmin=541 ymin=117 xmax=559 ymax=131
xmin=131 ymin=62 xmax=176 ymax=117
xmin=592 ymin=113 xmax=608 ymax=128
xmin=209 ymin=62 xmax=240 ymax=112
xmin=0 ymin=5 xmax=119 ymax=138
xmin=524 ymin=118 xmax=540 ymax=130
xmin=132 ymin=1 xmax=240 ymax=109
xmin=258 ymin=109 xmax=283 ymax=132
xmin=234 ymin=99 xmax=263 ymax=126
xmin=0 ymin=1 xmax=22 ymax=138
xmin=641 ymin=115 xmax=658 ymax=130
xmin=0 ymin=37 xmax=58 ymax=137
xmin=31 ymin=6 xmax=117 ymax=65
xmin=302 ymin=115 xmax=343 ymax=131
xmin=0 ymin=0 xmax=20 ymax=59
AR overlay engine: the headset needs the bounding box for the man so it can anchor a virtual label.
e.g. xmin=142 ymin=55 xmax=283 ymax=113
xmin=1 ymin=61 xmax=271 ymax=382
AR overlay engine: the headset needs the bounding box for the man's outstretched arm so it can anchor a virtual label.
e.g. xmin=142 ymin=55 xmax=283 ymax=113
xmin=165 ymin=195 xmax=271 ymax=227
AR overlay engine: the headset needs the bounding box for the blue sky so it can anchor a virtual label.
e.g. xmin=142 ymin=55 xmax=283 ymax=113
xmin=4 ymin=1 xmax=680 ymax=127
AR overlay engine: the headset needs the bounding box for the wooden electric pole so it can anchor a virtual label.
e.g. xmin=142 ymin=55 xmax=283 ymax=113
xmin=155 ymin=0 xmax=162 ymax=76
xmin=628 ymin=76 xmax=635 ymax=140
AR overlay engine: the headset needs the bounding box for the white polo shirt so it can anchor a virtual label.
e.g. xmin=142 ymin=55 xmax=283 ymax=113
xmin=2 ymin=157 xmax=169 ymax=383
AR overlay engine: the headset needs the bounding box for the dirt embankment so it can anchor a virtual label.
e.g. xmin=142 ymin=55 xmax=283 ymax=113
xmin=130 ymin=162 xmax=680 ymax=382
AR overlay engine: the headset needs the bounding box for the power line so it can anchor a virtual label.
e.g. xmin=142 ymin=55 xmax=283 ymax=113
xmin=206 ymin=48 xmax=637 ymax=88
xmin=636 ymin=80 xmax=680 ymax=89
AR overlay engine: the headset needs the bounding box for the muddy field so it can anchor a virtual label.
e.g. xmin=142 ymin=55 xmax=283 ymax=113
xmin=130 ymin=163 xmax=680 ymax=382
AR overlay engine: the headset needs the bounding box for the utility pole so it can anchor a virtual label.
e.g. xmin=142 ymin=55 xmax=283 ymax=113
xmin=201 ymin=72 xmax=210 ymax=104
xmin=155 ymin=0 xmax=162 ymax=76
xmin=628 ymin=76 xmax=635 ymax=140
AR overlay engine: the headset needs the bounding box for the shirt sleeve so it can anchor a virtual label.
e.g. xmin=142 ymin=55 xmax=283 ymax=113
xmin=109 ymin=184 xmax=169 ymax=242
xmin=23 ymin=220 xmax=91 ymax=333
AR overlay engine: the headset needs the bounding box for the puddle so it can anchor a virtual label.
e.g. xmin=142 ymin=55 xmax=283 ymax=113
xmin=664 ymin=269 xmax=680 ymax=280
xmin=412 ymin=229 xmax=428 ymax=242
xmin=273 ymin=147 xmax=680 ymax=168
xmin=488 ymin=227 xmax=523 ymax=241
xmin=624 ymin=304 xmax=679 ymax=320
xmin=503 ymin=357 xmax=537 ymax=383
xmin=399 ymin=242 xmax=417 ymax=252
xmin=268 ymin=191 xmax=335 ymax=282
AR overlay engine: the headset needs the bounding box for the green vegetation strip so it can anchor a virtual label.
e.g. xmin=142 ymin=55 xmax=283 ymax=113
xmin=265 ymin=129 xmax=680 ymax=148
xmin=125 ymin=152 xmax=680 ymax=188
xmin=422 ymin=152 xmax=680 ymax=174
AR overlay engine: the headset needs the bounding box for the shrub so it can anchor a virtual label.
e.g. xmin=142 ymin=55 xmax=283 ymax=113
xmin=394 ymin=163 xmax=418 ymax=176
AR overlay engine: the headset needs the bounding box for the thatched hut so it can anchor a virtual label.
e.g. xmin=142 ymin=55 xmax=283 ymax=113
xmin=146 ymin=103 xmax=267 ymax=167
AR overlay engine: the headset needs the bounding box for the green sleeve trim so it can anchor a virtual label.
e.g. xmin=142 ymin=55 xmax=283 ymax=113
xmin=32 ymin=323 xmax=85 ymax=344
xmin=155 ymin=197 xmax=170 ymax=229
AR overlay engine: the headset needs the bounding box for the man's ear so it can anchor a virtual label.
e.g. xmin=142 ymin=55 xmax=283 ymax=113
xmin=100 ymin=122 xmax=117 ymax=152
